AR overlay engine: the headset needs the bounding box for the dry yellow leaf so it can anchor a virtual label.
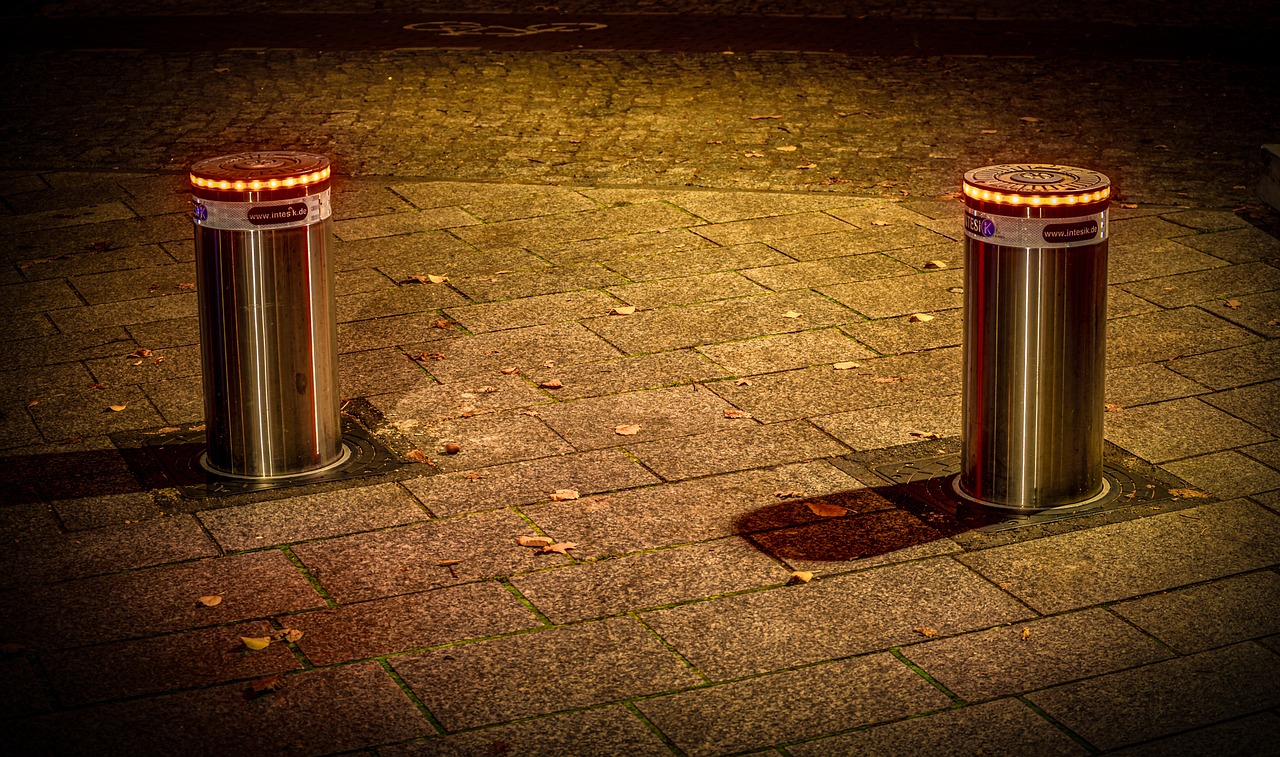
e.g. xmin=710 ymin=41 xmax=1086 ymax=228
xmin=615 ymin=424 xmax=642 ymax=436
xmin=241 ymin=636 xmax=271 ymax=651
xmin=500 ymin=366 xmax=520 ymax=375
xmin=796 ymin=163 xmax=817 ymax=170
xmin=833 ymin=362 xmax=860 ymax=370
xmin=871 ymin=220 xmax=891 ymax=226
xmin=248 ymin=673 xmax=283 ymax=694
xmin=538 ymin=541 xmax=577 ymax=555
xmin=518 ymin=535 xmax=554 ymax=548
xmin=406 ymin=449 xmax=430 ymax=465
xmin=1020 ymin=628 xmax=1032 ymax=641
xmin=913 ymin=626 xmax=939 ymax=638
xmin=807 ymin=502 xmax=848 ymax=517
xmin=790 ymin=571 xmax=814 ymax=583
xmin=611 ymin=306 xmax=637 ymax=316
xmin=1225 ymin=299 xmax=1242 ymax=309
xmin=107 ymin=405 xmax=127 ymax=412
xmin=1104 ymin=403 xmax=1124 ymax=413
xmin=923 ymin=260 xmax=948 ymax=269
xmin=1169 ymin=488 xmax=1211 ymax=499
xmin=776 ymin=145 xmax=798 ymax=152
xmin=197 ymin=595 xmax=222 ymax=607
xmin=540 ymin=379 xmax=563 ymax=389
xmin=909 ymin=313 xmax=935 ymax=323
xmin=551 ymin=488 xmax=580 ymax=501
xmin=781 ymin=311 xmax=802 ymax=318
xmin=427 ymin=274 xmax=447 ymax=284
xmin=723 ymin=409 xmax=750 ymax=419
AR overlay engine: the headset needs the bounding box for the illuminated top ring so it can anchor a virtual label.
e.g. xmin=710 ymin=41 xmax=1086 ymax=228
xmin=963 ymin=163 xmax=1110 ymax=207
xmin=189 ymin=152 xmax=331 ymax=192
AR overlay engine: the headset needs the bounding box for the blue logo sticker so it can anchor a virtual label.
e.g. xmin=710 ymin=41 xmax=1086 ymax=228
xmin=191 ymin=200 xmax=208 ymax=223
xmin=965 ymin=209 xmax=996 ymax=238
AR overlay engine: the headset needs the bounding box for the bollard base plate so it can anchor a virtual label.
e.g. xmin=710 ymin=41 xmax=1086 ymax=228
xmin=874 ymin=453 xmax=1175 ymax=533
xmin=138 ymin=418 xmax=402 ymax=499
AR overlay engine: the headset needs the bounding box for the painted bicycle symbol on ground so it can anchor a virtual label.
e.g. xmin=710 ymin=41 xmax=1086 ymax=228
xmin=404 ymin=21 xmax=607 ymax=38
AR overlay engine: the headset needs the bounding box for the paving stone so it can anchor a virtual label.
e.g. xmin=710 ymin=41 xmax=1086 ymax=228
xmin=1167 ymin=339 xmax=1280 ymax=391
xmin=787 ymin=698 xmax=1086 ymax=757
xmin=143 ymin=375 xmax=203 ymax=423
xmin=1 ymin=437 xmax=145 ymax=504
xmin=1109 ymin=215 xmax=1196 ymax=243
xmin=526 ymin=348 xmax=730 ymax=400
xmin=542 ymin=228 xmax=717 ymax=266
xmin=3 ymin=278 xmax=82 ymax=314
xmin=1104 ymin=397 xmax=1273 ymax=463
xmin=825 ymin=202 xmax=939 ymax=228
xmin=0 ymin=656 xmax=51 ymax=719
xmin=404 ymin=448 xmax=659 ymax=517
xmin=14 ymin=661 xmax=430 ymax=755
xmin=523 ymin=460 xmax=861 ymax=559
xmin=1106 ymin=307 xmax=1260 ymax=368
xmin=445 ymin=289 xmax=620 ymax=334
xmin=608 ymin=271 xmax=768 ymax=309
xmin=1105 ymin=363 xmax=1208 ymax=407
xmin=0 ymin=312 xmax=56 ymax=342
xmin=603 ymin=241 xmax=792 ymax=281
xmin=627 ymin=419 xmax=849 ymax=481
xmin=0 ymin=404 xmax=43 ymax=451
xmin=0 ymin=327 xmax=132 ymax=372
xmin=406 ymin=322 xmax=619 ymax=383
xmin=1110 ymin=570 xmax=1280 ymax=654
xmin=337 ymin=282 xmax=469 ymax=322
xmin=47 ymin=291 xmax=197 ymax=331
xmin=0 ymin=200 xmax=135 ymax=235
xmin=0 ymin=513 xmax=217 ymax=589
xmin=1107 ymin=239 xmax=1224 ymax=284
xmin=0 ymin=550 xmax=324 ymax=650
xmin=512 ymin=537 xmax=791 ymax=623
xmin=820 ymin=269 xmax=964 ymax=319
xmin=85 ymin=343 xmax=201 ymax=386
xmin=391 ymin=181 xmax=599 ymax=222
xmin=1121 ymin=261 xmax=1280 ymax=308
xmin=1160 ymin=210 xmax=1249 ymax=231
xmin=198 ymin=482 xmax=429 ymax=552
xmin=403 ymin=410 xmax=575 ymax=473
xmin=1242 ymin=440 xmax=1280 ymax=470
xmin=582 ymin=290 xmax=854 ymax=354
xmin=454 ymin=202 xmax=695 ymax=250
xmin=0 ymin=361 xmax=94 ymax=400
xmin=1109 ymin=712 xmax=1280 ymax=757
xmin=1162 ymin=451 xmax=1280 ymax=498
xmin=1203 ymin=380 xmax=1280 ymax=435
xmin=293 ymin=581 xmax=541 ymax=666
xmin=453 ymin=263 xmax=626 ymax=303
xmin=338 ymin=230 xmax=545 ymax=280
xmin=333 ymin=206 xmax=479 ymax=241
xmin=577 ymin=188 xmax=676 ymax=207
xmin=28 ymin=384 xmax=166 ymax=439
xmin=536 ymin=384 xmax=741 ymax=451
xmin=691 ymin=211 xmax=855 ymax=247
xmin=372 ymin=373 xmax=546 ymax=428
xmin=391 ymin=617 xmax=701 ymax=730
xmin=125 ymin=315 xmax=200 ymax=350
xmin=880 ymin=240 xmax=964 ymax=271
xmin=291 ymin=508 xmax=566 ymax=603
xmin=768 ymin=225 xmax=951 ymax=261
xmin=740 ymin=252 xmax=913 ymax=291
xmin=1178 ymin=225 xmax=1280 ymax=263
xmin=639 ymin=653 xmax=950 ymax=756
xmin=813 ymin=394 xmax=960 ymax=450
xmin=338 ymin=348 xmax=434 ymax=398
xmin=839 ymin=310 xmax=963 ymax=356
xmin=956 ymin=499 xmax=1280 ymax=614
xmin=335 ymin=266 xmax=397 ymax=296
xmin=750 ymin=506 xmax=960 ymax=576
xmin=1106 ymin=287 xmax=1161 ymax=318
xmin=16 ymin=243 xmax=173 ymax=281
xmin=378 ymin=705 xmax=670 ymax=757
xmin=5 ymin=214 xmax=190 ymax=258
xmin=641 ymin=557 xmax=1032 ymax=680
xmin=707 ymin=347 xmax=962 ymax=423
xmin=52 ymin=490 xmax=162 ymax=530
xmin=1027 ymin=642 xmax=1280 ymax=751
xmin=41 ymin=619 xmax=301 ymax=706
xmin=1201 ymin=290 xmax=1280 ymax=338
xmin=331 ymin=177 xmax=418 ymax=219
xmin=902 ymin=608 xmax=1172 ymax=702
xmin=337 ymin=310 xmax=460 ymax=353
xmin=697 ymin=328 xmax=876 ymax=375
xmin=669 ymin=189 xmax=862 ymax=223
xmin=67 ymin=262 xmax=196 ymax=305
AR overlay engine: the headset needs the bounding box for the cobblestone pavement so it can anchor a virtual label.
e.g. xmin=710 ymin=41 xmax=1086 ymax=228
xmin=2 ymin=2 xmax=1280 ymax=755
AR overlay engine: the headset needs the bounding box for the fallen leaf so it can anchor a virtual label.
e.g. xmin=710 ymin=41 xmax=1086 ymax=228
xmin=1225 ymin=299 xmax=1241 ymax=309
xmin=26 ymin=400 xmax=38 ymax=408
xmin=743 ymin=151 xmax=764 ymax=158
xmin=1169 ymin=488 xmax=1211 ymax=499
xmin=153 ymin=356 xmax=166 ymax=364
xmin=435 ymin=320 xmax=452 ymax=329
xmin=463 ymin=472 xmax=483 ymax=480
xmin=406 ymin=449 xmax=431 ymax=464
xmin=500 ymin=366 xmax=520 ymax=375
xmin=538 ymin=541 xmax=577 ymax=554
xmin=833 ymin=362 xmax=860 ymax=370
xmin=189 ymin=424 xmax=206 ymax=431
xmin=197 ymin=595 xmax=222 ymax=607
xmin=436 ymin=560 xmax=463 ymax=567
xmin=1018 ymin=116 xmax=1041 ymax=123
xmin=1020 ymin=628 xmax=1032 ymax=641
xmin=735 ymin=378 xmax=752 ymax=386
xmin=459 ymin=406 xmax=475 ymax=418
xmin=481 ymin=385 xmax=498 ymax=393
xmin=247 ymin=674 xmax=283 ymax=694
xmin=518 ymin=535 xmax=554 ymax=548
xmin=776 ymin=145 xmax=798 ymax=152
xmin=1104 ymin=403 xmax=1124 ymax=413
xmin=789 ymin=571 xmax=814 ymax=583
xmin=909 ymin=430 xmax=942 ymax=439
xmin=914 ymin=626 xmax=939 ymax=638
xmin=723 ymin=409 xmax=750 ymax=419
xmin=156 ymin=426 xmax=180 ymax=433
xmin=871 ymin=220 xmax=891 ymax=226
xmin=241 ymin=636 xmax=271 ymax=651
xmin=781 ymin=311 xmax=802 ymax=318
xmin=615 ymin=424 xmax=642 ymax=436
xmin=177 ymin=282 xmax=196 ymax=290
xmin=796 ymin=163 xmax=817 ymax=170
xmin=775 ymin=490 xmax=804 ymax=498
xmin=539 ymin=379 xmax=563 ymax=389
xmin=750 ymin=114 xmax=783 ymax=120
xmin=909 ymin=313 xmax=935 ymax=323
xmin=981 ymin=129 xmax=998 ymax=134
xmin=923 ymin=260 xmax=948 ymax=269
xmin=871 ymin=376 xmax=904 ymax=383
xmin=443 ymin=442 xmax=462 ymax=454
xmin=401 ymin=275 xmax=430 ymax=284
xmin=270 ymin=628 xmax=304 ymax=643
xmin=1119 ymin=203 xmax=1139 ymax=209
xmin=611 ymin=306 xmax=637 ymax=316
xmin=128 ymin=348 xmax=153 ymax=359
xmin=551 ymin=489 xmax=580 ymax=501
xmin=807 ymin=501 xmax=848 ymax=517
xmin=107 ymin=404 xmax=128 ymax=412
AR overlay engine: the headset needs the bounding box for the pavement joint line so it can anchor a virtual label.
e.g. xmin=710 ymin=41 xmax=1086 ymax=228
xmin=279 ymin=546 xmax=338 ymax=608
xmin=620 ymin=700 xmax=687 ymax=756
xmin=1017 ymin=695 xmax=1102 ymax=754
xmin=498 ymin=576 xmax=554 ymax=626
xmin=378 ymin=658 xmax=448 ymax=737
xmin=889 ymin=646 xmax=967 ymax=705
xmin=629 ymin=611 xmax=712 ymax=685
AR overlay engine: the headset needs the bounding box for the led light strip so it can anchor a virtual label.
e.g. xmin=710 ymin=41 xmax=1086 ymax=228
xmin=189 ymin=167 xmax=331 ymax=191
xmin=962 ymin=182 xmax=1110 ymax=206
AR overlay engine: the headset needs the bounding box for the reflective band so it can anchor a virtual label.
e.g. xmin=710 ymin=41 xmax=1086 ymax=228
xmin=191 ymin=189 xmax=331 ymax=231
xmin=964 ymin=207 xmax=1108 ymax=249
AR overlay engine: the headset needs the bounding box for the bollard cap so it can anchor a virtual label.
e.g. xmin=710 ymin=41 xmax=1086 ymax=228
xmin=190 ymin=152 xmax=330 ymax=193
xmin=963 ymin=164 xmax=1109 ymax=208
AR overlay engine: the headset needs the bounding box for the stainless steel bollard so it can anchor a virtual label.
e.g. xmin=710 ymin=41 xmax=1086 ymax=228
xmin=189 ymin=152 xmax=345 ymax=479
xmin=957 ymin=164 xmax=1111 ymax=510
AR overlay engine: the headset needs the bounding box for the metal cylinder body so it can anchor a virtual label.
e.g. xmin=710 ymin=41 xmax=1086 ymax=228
xmin=190 ymin=153 xmax=342 ymax=479
xmin=959 ymin=165 xmax=1111 ymax=510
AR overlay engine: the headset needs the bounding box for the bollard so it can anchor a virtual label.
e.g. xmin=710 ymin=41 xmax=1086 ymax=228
xmin=189 ymin=152 xmax=345 ymax=479
xmin=956 ymin=164 xmax=1111 ymax=510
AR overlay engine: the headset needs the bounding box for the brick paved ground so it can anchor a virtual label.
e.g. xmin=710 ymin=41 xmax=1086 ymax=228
xmin=1 ymin=2 xmax=1279 ymax=755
